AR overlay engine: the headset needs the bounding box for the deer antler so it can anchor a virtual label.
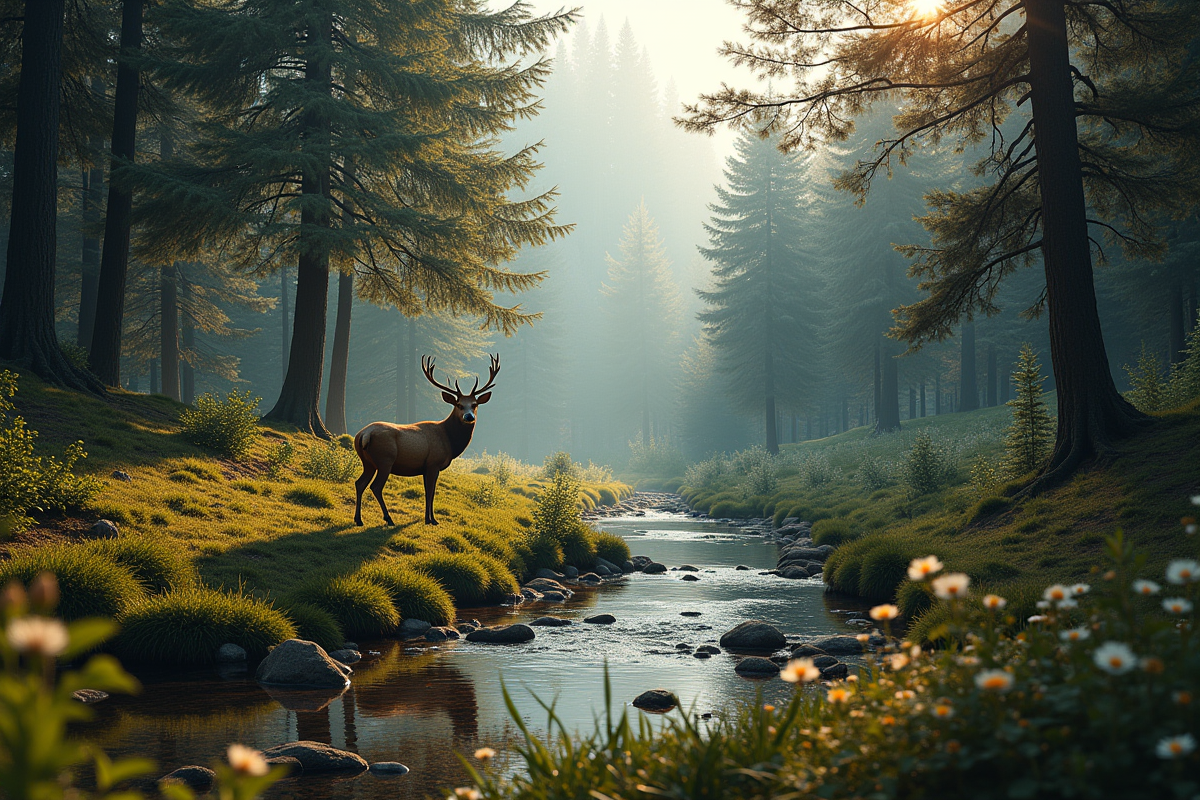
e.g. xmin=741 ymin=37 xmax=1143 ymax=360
xmin=421 ymin=355 xmax=459 ymax=396
xmin=475 ymin=353 xmax=501 ymax=395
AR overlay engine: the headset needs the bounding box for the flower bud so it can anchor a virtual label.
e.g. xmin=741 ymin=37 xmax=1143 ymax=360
xmin=29 ymin=572 xmax=58 ymax=611
xmin=1 ymin=580 xmax=26 ymax=613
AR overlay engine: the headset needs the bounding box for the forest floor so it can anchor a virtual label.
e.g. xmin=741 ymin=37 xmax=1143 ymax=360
xmin=2 ymin=368 xmax=631 ymax=629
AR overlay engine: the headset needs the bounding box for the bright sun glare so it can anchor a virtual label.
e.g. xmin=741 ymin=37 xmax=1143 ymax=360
xmin=910 ymin=0 xmax=944 ymax=19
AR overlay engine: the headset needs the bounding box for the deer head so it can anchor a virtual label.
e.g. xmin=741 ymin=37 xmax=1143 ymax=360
xmin=421 ymin=353 xmax=500 ymax=424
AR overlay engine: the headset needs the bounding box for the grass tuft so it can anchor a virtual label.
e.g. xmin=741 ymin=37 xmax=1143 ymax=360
xmin=594 ymin=531 xmax=631 ymax=565
xmin=282 ymin=483 xmax=334 ymax=509
xmin=280 ymin=601 xmax=345 ymax=651
xmin=287 ymin=575 xmax=399 ymax=638
xmin=0 ymin=545 xmax=145 ymax=620
xmin=811 ymin=518 xmax=858 ymax=547
xmin=410 ymin=552 xmax=495 ymax=607
xmin=356 ymin=562 xmax=456 ymax=625
xmin=81 ymin=537 xmax=197 ymax=593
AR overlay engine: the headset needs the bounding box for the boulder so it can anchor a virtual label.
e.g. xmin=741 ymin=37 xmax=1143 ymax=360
xmin=681 ymin=574 xmax=700 ymax=582
xmin=110 ymin=470 xmax=133 ymax=482
xmin=680 ymin=611 xmax=702 ymax=617
xmin=89 ymin=519 xmax=119 ymax=539
xmin=327 ymin=648 xmax=361 ymax=663
xmin=564 ymin=565 xmax=580 ymax=578
xmin=520 ymin=587 xmax=544 ymax=601
xmin=577 ymin=572 xmax=603 ymax=584
xmin=811 ymin=655 xmax=840 ymax=670
xmin=596 ymin=556 xmax=622 ymax=573
xmin=159 ymin=766 xmax=215 ymax=791
xmin=423 ymin=627 xmax=460 ymax=642
xmin=820 ymin=662 xmax=849 ymax=680
xmin=266 ymin=756 xmax=303 ymax=774
xmin=540 ymin=590 xmax=568 ymax=602
xmin=535 ymin=568 xmax=565 ymax=580
xmin=262 ymin=741 xmax=368 ymax=773
xmin=368 ymin=762 xmax=410 ymax=776
xmin=584 ymin=613 xmax=616 ymax=624
xmin=734 ymin=656 xmax=781 ymax=676
xmin=465 ymin=624 xmax=536 ymax=644
xmin=71 ymin=689 xmax=109 ymax=704
xmin=719 ymin=621 xmax=787 ymax=653
xmin=632 ymin=689 xmax=679 ymax=712
xmin=622 ymin=560 xmax=636 ymax=573
xmin=398 ymin=619 xmax=432 ymax=638
xmin=631 ymin=555 xmax=654 ymax=570
xmin=525 ymin=577 xmax=571 ymax=595
xmin=502 ymin=593 xmax=524 ymax=606
xmin=780 ymin=566 xmax=810 ymax=580
xmin=696 ymin=645 xmax=721 ymax=655
xmin=255 ymin=640 xmax=348 ymax=688
xmin=593 ymin=563 xmax=612 ymax=576
xmin=807 ymin=636 xmax=865 ymax=656
xmin=456 ymin=621 xmax=480 ymax=634
xmin=781 ymin=547 xmax=827 ymax=562
xmin=790 ymin=644 xmax=827 ymax=658
xmin=693 ymin=651 xmax=711 ymax=659
xmin=675 ymin=643 xmax=692 ymax=650
xmin=642 ymin=562 xmax=667 ymax=575
xmin=343 ymin=641 xmax=359 ymax=650
xmin=529 ymin=616 xmax=572 ymax=627
xmin=735 ymin=565 xmax=752 ymax=571
xmin=677 ymin=564 xmax=700 ymax=572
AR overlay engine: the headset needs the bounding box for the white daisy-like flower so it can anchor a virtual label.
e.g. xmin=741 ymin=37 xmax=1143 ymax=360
xmin=1166 ymin=559 xmax=1199 ymax=585
xmin=888 ymin=653 xmax=910 ymax=670
xmin=1027 ymin=615 xmax=1047 ymax=623
xmin=907 ymin=555 xmax=944 ymax=581
xmin=982 ymin=594 xmax=1006 ymax=610
xmin=1059 ymin=627 xmax=1090 ymax=643
xmin=227 ymin=744 xmax=269 ymax=777
xmin=780 ymin=658 xmax=821 ymax=684
xmin=1162 ymin=597 xmax=1193 ymax=615
xmin=1093 ymin=641 xmax=1137 ymax=675
xmin=931 ymin=572 xmax=970 ymax=600
xmin=1056 ymin=598 xmax=1078 ymax=610
xmin=1133 ymin=579 xmax=1161 ymax=596
xmin=6 ymin=616 xmax=69 ymax=657
xmin=1043 ymin=584 xmax=1069 ymax=602
xmin=1036 ymin=600 xmax=1051 ymax=610
xmin=869 ymin=604 xmax=900 ymax=621
xmin=974 ymin=669 xmax=1014 ymax=693
xmin=1070 ymin=583 xmax=1090 ymax=596
xmin=1155 ymin=734 xmax=1196 ymax=759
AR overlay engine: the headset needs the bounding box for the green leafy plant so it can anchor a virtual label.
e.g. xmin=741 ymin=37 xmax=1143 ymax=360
xmin=857 ymin=455 xmax=892 ymax=490
xmin=541 ymin=451 xmax=579 ymax=480
xmin=467 ymin=476 xmax=502 ymax=508
xmin=263 ymin=441 xmax=294 ymax=479
xmin=180 ymin=391 xmax=260 ymax=460
xmin=301 ymin=441 xmax=358 ymax=482
xmin=594 ymin=532 xmax=632 ymax=565
xmin=902 ymin=430 xmax=954 ymax=496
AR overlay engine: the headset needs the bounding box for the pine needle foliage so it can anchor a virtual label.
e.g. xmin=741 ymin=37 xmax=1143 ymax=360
xmin=1004 ymin=344 xmax=1054 ymax=476
xmin=1124 ymin=342 xmax=1168 ymax=412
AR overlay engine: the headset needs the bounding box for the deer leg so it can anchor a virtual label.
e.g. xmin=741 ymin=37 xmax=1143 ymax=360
xmin=370 ymin=463 xmax=395 ymax=526
xmin=353 ymin=464 xmax=375 ymax=526
xmin=423 ymin=471 xmax=440 ymax=525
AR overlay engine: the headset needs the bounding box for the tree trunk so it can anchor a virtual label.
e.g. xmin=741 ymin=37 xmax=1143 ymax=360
xmin=1000 ymin=357 xmax=1010 ymax=404
xmin=78 ymin=81 xmax=104 ymax=351
xmin=874 ymin=351 xmax=901 ymax=434
xmin=960 ymin=320 xmax=978 ymax=412
xmin=919 ymin=381 xmax=927 ymax=417
xmin=89 ymin=0 xmax=144 ymax=386
xmin=160 ymin=263 xmax=180 ymax=400
xmin=0 ymin=0 xmax=101 ymax=390
xmin=180 ymin=269 xmax=195 ymax=404
xmin=1024 ymin=0 xmax=1147 ymax=490
xmin=265 ymin=15 xmax=333 ymax=437
xmin=986 ymin=344 xmax=997 ymax=407
xmin=325 ymin=272 xmax=353 ymax=435
xmin=1169 ymin=281 xmax=1186 ymax=364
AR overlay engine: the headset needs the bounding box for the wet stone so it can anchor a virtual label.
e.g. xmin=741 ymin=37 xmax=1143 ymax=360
xmin=680 ymin=611 xmax=702 ymax=617
xmin=584 ymin=614 xmax=616 ymax=624
xmin=633 ymin=689 xmax=679 ymax=712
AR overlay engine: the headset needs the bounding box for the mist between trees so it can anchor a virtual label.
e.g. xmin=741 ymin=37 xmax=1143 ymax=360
xmin=0 ymin=6 xmax=1196 ymax=473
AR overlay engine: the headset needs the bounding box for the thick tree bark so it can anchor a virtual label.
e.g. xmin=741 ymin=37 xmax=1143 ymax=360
xmin=960 ymin=320 xmax=978 ymax=412
xmin=149 ymin=359 xmax=158 ymax=394
xmin=265 ymin=15 xmax=333 ymax=437
xmin=986 ymin=344 xmax=998 ymax=407
xmin=160 ymin=263 xmax=180 ymax=400
xmin=0 ymin=0 xmax=101 ymax=392
xmin=89 ymin=0 xmax=144 ymax=386
xmin=180 ymin=270 xmax=195 ymax=404
xmin=325 ymin=270 xmax=353 ymax=435
xmin=1024 ymin=0 xmax=1147 ymax=490
xmin=874 ymin=350 xmax=901 ymax=434
xmin=78 ymin=83 xmax=104 ymax=352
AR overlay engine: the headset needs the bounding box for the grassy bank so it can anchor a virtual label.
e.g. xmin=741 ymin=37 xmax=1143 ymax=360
xmin=1 ymin=369 xmax=632 ymax=663
xmin=679 ymin=400 xmax=1200 ymax=635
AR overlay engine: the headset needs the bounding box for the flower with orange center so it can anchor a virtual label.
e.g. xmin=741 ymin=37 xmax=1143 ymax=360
xmin=1166 ymin=559 xmax=1199 ymax=585
xmin=781 ymin=658 xmax=821 ymax=684
xmin=474 ymin=748 xmax=496 ymax=761
xmin=881 ymin=715 xmax=896 ymax=726
xmin=1093 ymin=641 xmax=1137 ymax=675
xmin=932 ymin=702 xmax=954 ymax=719
xmin=888 ymin=653 xmax=910 ymax=671
xmin=1133 ymin=579 xmax=1161 ymax=596
xmin=827 ymin=687 xmax=851 ymax=703
xmin=1140 ymin=657 xmax=1165 ymax=675
xmin=869 ymin=604 xmax=900 ymax=621
xmin=1172 ymin=690 xmax=1193 ymax=706
xmin=453 ymin=789 xmax=483 ymax=800
xmin=1156 ymin=734 xmax=1196 ymax=760
xmin=227 ymin=744 xmax=269 ymax=777
xmin=982 ymin=594 xmax=1006 ymax=610
xmin=932 ymin=573 xmax=970 ymax=600
xmin=974 ymin=669 xmax=1014 ymax=693
xmin=907 ymin=555 xmax=943 ymax=581
xmin=1059 ymin=627 xmax=1090 ymax=643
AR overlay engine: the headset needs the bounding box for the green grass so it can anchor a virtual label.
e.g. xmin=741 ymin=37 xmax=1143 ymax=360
xmin=594 ymin=531 xmax=632 ymax=565
xmin=80 ymin=537 xmax=197 ymax=594
xmin=355 ymin=562 xmax=455 ymax=626
xmin=0 ymin=545 xmax=146 ymax=620
xmin=279 ymin=601 xmax=345 ymax=651
xmin=286 ymin=575 xmax=400 ymax=639
xmin=411 ymin=552 xmax=497 ymax=607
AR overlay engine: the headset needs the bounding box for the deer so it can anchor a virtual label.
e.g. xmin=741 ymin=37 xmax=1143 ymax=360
xmin=353 ymin=354 xmax=499 ymax=526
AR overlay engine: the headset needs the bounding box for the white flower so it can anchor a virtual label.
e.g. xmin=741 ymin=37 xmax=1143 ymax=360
xmin=1070 ymin=583 xmax=1090 ymax=596
xmin=1133 ymin=579 xmax=1161 ymax=596
xmin=780 ymin=658 xmax=821 ymax=684
xmin=888 ymin=653 xmax=910 ymax=670
xmin=907 ymin=555 xmax=944 ymax=581
xmin=982 ymin=594 xmax=1007 ymax=610
xmin=1093 ymin=642 xmax=1137 ymax=675
xmin=1156 ymin=734 xmax=1196 ymax=759
xmin=1027 ymin=615 xmax=1047 ymax=623
xmin=1055 ymin=597 xmax=1078 ymax=610
xmin=1192 ymin=495 xmax=1200 ymax=506
xmin=1036 ymin=600 xmax=1051 ymax=609
xmin=227 ymin=744 xmax=269 ymax=777
xmin=1059 ymin=627 xmax=1090 ymax=643
xmin=1162 ymin=597 xmax=1193 ymax=615
xmin=869 ymin=604 xmax=900 ymax=621
xmin=931 ymin=572 xmax=970 ymax=599
xmin=6 ymin=616 xmax=69 ymax=657
xmin=1043 ymin=584 xmax=1069 ymax=602
xmin=974 ymin=669 xmax=1014 ymax=693
xmin=1166 ymin=559 xmax=1199 ymax=585
xmin=474 ymin=747 xmax=496 ymax=761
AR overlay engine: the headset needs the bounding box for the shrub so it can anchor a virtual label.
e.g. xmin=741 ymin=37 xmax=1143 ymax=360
xmin=560 ymin=524 xmax=598 ymax=569
xmin=283 ymin=483 xmax=334 ymax=509
xmin=968 ymin=456 xmax=1001 ymax=495
xmin=857 ymin=455 xmax=892 ymax=490
xmin=895 ymin=578 xmax=932 ymax=618
xmin=116 ymin=587 xmax=295 ymax=663
xmin=280 ymin=601 xmax=344 ymax=651
xmin=799 ymin=454 xmax=839 ymax=488
xmin=265 ymin=441 xmax=295 ymax=478
xmin=0 ymin=371 xmax=101 ymax=530
xmin=597 ymin=486 xmax=619 ymax=506
xmin=594 ymin=531 xmax=631 ymax=565
xmin=466 ymin=476 xmax=501 ymax=508
xmin=411 ymin=552 xmax=494 ymax=607
xmin=179 ymin=390 xmax=260 ymax=459
xmin=81 ymin=537 xmax=196 ymax=593
xmin=0 ymin=546 xmax=145 ymax=620
xmin=288 ymin=575 xmax=399 ymax=638
xmin=811 ymin=518 xmax=858 ymax=548
xmin=302 ymin=441 xmax=358 ymax=482
xmin=356 ymin=562 xmax=455 ymax=625
xmin=627 ymin=434 xmax=686 ymax=477
xmin=684 ymin=457 xmax=728 ymax=492
xmin=856 ymin=539 xmax=915 ymax=601
xmin=744 ymin=458 xmax=778 ymax=496
xmin=473 ymin=553 xmax=520 ymax=602
xmin=902 ymin=430 xmax=954 ymax=495
xmin=529 ymin=469 xmax=593 ymax=569
xmin=541 ymin=451 xmax=579 ymax=480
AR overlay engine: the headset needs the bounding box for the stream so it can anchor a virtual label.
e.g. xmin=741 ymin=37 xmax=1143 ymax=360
xmin=82 ymin=512 xmax=864 ymax=799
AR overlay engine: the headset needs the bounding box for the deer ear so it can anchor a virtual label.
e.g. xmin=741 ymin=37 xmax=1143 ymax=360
xmin=441 ymin=391 xmax=457 ymax=405
xmin=476 ymin=392 xmax=492 ymax=405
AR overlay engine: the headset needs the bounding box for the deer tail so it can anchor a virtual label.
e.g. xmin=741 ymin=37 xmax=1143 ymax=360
xmin=356 ymin=427 xmax=372 ymax=453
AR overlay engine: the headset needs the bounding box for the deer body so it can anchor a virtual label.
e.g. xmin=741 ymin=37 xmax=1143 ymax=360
xmin=353 ymin=354 xmax=498 ymax=526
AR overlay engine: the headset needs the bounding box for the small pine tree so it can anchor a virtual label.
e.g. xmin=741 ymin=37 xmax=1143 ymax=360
xmin=1165 ymin=317 xmax=1200 ymax=408
xmin=1123 ymin=342 xmax=1167 ymax=412
xmin=1004 ymin=344 xmax=1054 ymax=476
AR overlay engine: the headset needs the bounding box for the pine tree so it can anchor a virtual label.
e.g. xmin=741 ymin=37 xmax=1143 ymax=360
xmin=1005 ymin=344 xmax=1054 ymax=477
xmin=131 ymin=0 xmax=572 ymax=436
xmin=698 ymin=132 xmax=823 ymax=453
xmin=1165 ymin=314 xmax=1200 ymax=408
xmin=601 ymin=202 xmax=683 ymax=444
xmin=1123 ymin=343 xmax=1167 ymax=413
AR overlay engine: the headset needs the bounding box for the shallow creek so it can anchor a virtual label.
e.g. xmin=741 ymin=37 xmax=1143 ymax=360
xmin=82 ymin=513 xmax=865 ymax=799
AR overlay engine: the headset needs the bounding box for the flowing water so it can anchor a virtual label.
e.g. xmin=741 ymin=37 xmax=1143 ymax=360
xmin=82 ymin=513 xmax=863 ymax=799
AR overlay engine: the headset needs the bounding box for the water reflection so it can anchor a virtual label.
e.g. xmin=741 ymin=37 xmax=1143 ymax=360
xmin=83 ymin=515 xmax=860 ymax=799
